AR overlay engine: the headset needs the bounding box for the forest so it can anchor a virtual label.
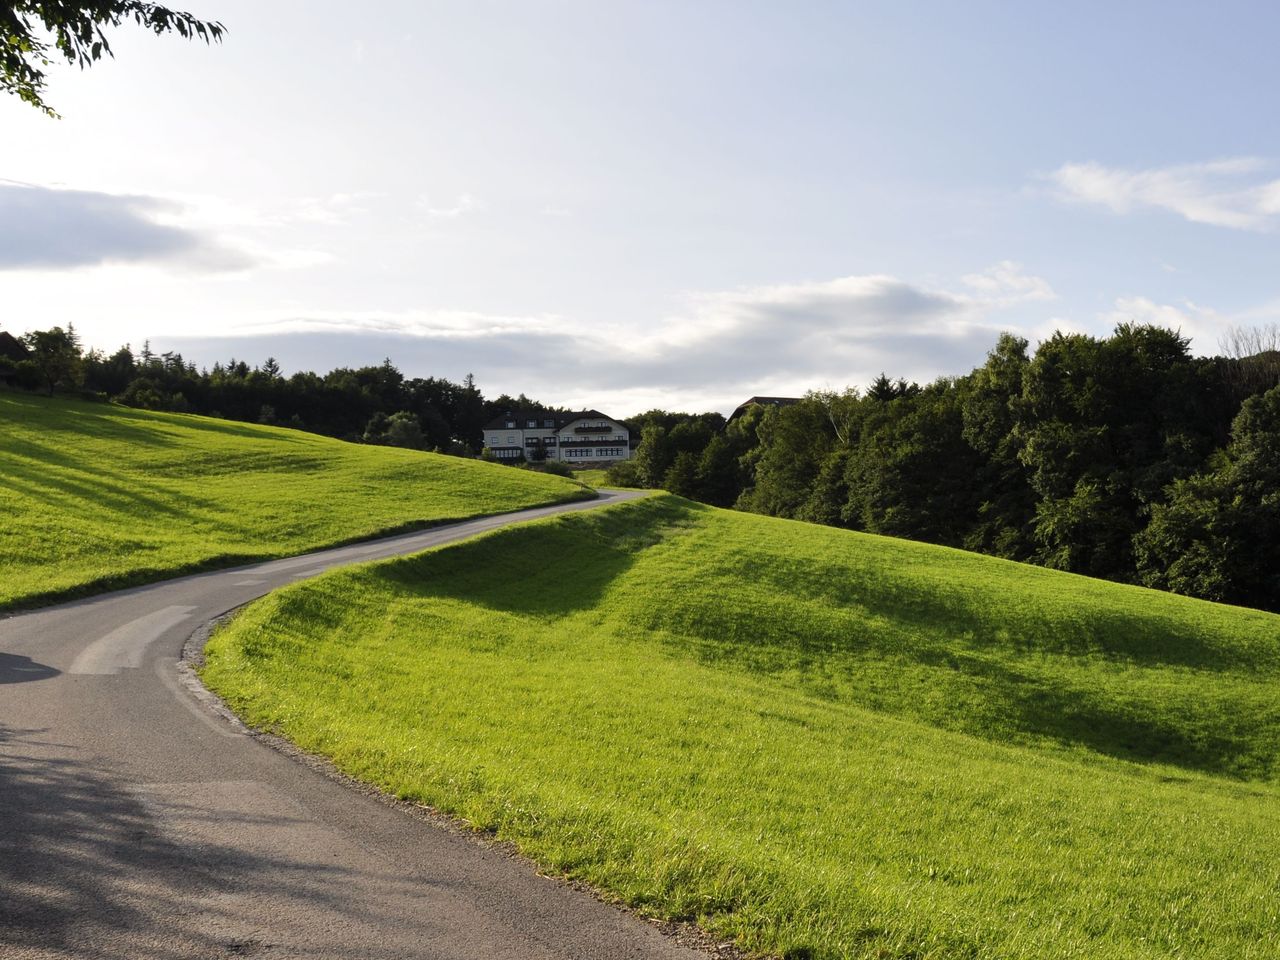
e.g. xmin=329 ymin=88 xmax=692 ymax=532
xmin=4 ymin=321 xmax=1279 ymax=612
xmin=611 ymin=324 xmax=1280 ymax=614
xmin=0 ymin=327 xmax=561 ymax=455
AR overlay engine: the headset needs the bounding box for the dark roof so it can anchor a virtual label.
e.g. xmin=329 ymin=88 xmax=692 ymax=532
xmin=482 ymin=409 xmax=625 ymax=431
xmin=0 ymin=331 xmax=28 ymax=363
xmin=728 ymin=395 xmax=802 ymax=422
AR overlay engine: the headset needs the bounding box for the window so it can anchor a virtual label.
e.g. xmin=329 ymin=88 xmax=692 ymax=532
xmin=544 ymin=419 xmax=555 ymax=428
xmin=507 ymin=435 xmax=516 ymax=445
xmin=527 ymin=419 xmax=537 ymax=428
xmin=505 ymin=420 xmax=515 ymax=429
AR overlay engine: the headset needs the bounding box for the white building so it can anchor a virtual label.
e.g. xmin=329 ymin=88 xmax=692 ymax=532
xmin=482 ymin=410 xmax=632 ymax=464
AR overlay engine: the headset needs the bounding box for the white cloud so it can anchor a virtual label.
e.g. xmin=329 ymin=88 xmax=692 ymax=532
xmin=232 ymin=308 xmax=565 ymax=340
xmin=619 ymin=265 xmax=1059 ymax=393
xmin=285 ymin=192 xmax=379 ymax=226
xmin=178 ymin=263 xmax=1060 ymax=412
xmin=0 ymin=181 xmax=256 ymax=273
xmin=1048 ymin=158 xmax=1280 ymax=230
xmin=0 ymin=179 xmax=352 ymax=275
xmin=961 ymin=260 xmax=1056 ymax=303
xmin=416 ymin=192 xmax=479 ymax=218
xmin=1098 ymin=294 xmax=1280 ymax=357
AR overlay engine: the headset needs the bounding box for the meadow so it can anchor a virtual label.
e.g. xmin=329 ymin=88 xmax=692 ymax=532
xmin=570 ymin=467 xmax=612 ymax=487
xmin=203 ymin=494 xmax=1280 ymax=959
xmin=0 ymin=393 xmax=588 ymax=611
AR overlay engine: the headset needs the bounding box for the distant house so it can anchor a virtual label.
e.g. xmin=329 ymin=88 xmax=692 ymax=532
xmin=0 ymin=331 xmax=28 ymax=387
xmin=727 ymin=395 xmax=801 ymax=423
xmin=482 ymin=410 xmax=632 ymax=464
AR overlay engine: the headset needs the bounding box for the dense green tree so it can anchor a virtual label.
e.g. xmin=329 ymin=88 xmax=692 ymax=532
xmin=363 ymin=411 xmax=426 ymax=450
xmin=798 ymin=448 xmax=852 ymax=527
xmin=843 ymin=381 xmax=983 ymax=546
xmin=1136 ymin=384 xmax=1280 ymax=608
xmin=867 ymin=373 xmax=918 ymax=402
xmin=667 ymin=419 xmax=714 ymax=458
xmin=632 ymin=424 xmax=674 ymax=488
xmin=20 ymin=325 xmax=82 ymax=395
xmin=115 ymin=376 xmax=165 ymax=409
xmin=604 ymin=458 xmax=642 ymax=487
xmin=959 ymin=334 xmax=1037 ymax=557
xmin=1015 ymin=324 xmax=1214 ymax=579
xmin=662 ymin=450 xmax=700 ymax=499
xmin=2 ymin=1 xmax=224 ymax=115
xmin=694 ymin=435 xmax=741 ymax=507
xmin=739 ymin=400 xmax=834 ymax=517
xmin=17 ymin=317 xmax=1280 ymax=612
xmin=83 ymin=344 xmax=136 ymax=397
xmin=19 ymin=327 xmax=511 ymax=453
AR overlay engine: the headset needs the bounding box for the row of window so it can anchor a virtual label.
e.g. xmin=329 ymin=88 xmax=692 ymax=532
xmin=492 ymin=434 xmax=626 ymax=446
xmin=563 ymin=448 xmax=626 ymax=459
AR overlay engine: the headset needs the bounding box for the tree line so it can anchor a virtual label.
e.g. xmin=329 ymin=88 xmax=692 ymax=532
xmin=6 ymin=320 xmax=1280 ymax=612
xmin=0 ymin=325 xmax=555 ymax=454
xmin=610 ymin=324 xmax=1280 ymax=614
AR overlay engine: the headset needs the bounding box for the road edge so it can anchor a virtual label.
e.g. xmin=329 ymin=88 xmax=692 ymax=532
xmin=174 ymin=509 xmax=749 ymax=960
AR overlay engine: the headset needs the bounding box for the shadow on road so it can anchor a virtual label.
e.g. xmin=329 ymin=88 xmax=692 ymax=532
xmin=0 ymin=653 xmax=59 ymax=684
xmin=0 ymin=724 xmax=449 ymax=959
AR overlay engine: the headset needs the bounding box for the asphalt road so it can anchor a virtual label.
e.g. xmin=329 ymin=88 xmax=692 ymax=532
xmin=0 ymin=489 xmax=709 ymax=960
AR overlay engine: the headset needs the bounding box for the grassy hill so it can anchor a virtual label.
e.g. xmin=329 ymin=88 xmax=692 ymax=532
xmin=0 ymin=392 xmax=588 ymax=611
xmin=203 ymin=494 xmax=1280 ymax=960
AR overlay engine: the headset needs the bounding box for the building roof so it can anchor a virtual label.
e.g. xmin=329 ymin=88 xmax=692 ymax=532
xmin=728 ymin=395 xmax=802 ymax=422
xmin=483 ymin=409 xmax=625 ymax=431
xmin=0 ymin=331 xmax=29 ymax=363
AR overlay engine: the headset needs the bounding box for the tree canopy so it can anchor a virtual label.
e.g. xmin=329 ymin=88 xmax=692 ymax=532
xmin=1 ymin=1 xmax=223 ymax=115
xmin=11 ymin=317 xmax=1280 ymax=614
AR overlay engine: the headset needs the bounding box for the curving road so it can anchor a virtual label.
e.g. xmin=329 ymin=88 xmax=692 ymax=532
xmin=0 ymin=489 xmax=709 ymax=959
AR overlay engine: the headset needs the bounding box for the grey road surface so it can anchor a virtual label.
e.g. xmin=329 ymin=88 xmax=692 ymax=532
xmin=0 ymin=489 xmax=708 ymax=960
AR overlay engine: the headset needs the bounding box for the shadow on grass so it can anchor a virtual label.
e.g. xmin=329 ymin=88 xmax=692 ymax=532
xmin=393 ymin=495 xmax=1277 ymax=782
xmin=740 ymin=548 xmax=1273 ymax=673
xmin=139 ymin=410 xmax=316 ymax=443
xmin=375 ymin=496 xmax=704 ymax=619
xmin=657 ymin=586 xmax=1279 ymax=780
xmin=4 ymin=466 xmax=217 ymax=525
xmin=909 ymin=647 xmax=1278 ymax=781
xmin=3 ymin=395 xmax=177 ymax=449
xmin=1 ymin=393 xmax=313 ymax=446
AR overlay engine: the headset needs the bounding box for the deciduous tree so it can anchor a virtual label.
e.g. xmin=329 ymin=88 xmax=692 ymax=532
xmin=2 ymin=1 xmax=223 ymax=115
xmin=20 ymin=325 xmax=82 ymax=395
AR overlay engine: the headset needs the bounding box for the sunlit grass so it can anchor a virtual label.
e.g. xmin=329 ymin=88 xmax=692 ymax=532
xmin=571 ymin=467 xmax=611 ymax=487
xmin=0 ymin=392 xmax=588 ymax=610
xmin=204 ymin=494 xmax=1280 ymax=959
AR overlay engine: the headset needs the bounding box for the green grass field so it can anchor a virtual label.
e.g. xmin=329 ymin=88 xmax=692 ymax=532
xmin=0 ymin=392 xmax=589 ymax=611
xmin=203 ymin=494 xmax=1280 ymax=959
xmin=571 ymin=467 xmax=611 ymax=487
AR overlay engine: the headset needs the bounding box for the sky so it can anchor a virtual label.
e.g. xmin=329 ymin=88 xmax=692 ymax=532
xmin=5 ymin=0 xmax=1280 ymax=416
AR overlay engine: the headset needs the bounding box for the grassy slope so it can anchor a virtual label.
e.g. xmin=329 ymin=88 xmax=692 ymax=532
xmin=571 ymin=467 xmax=611 ymax=487
xmin=203 ymin=495 xmax=1280 ymax=960
xmin=0 ymin=392 xmax=588 ymax=611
